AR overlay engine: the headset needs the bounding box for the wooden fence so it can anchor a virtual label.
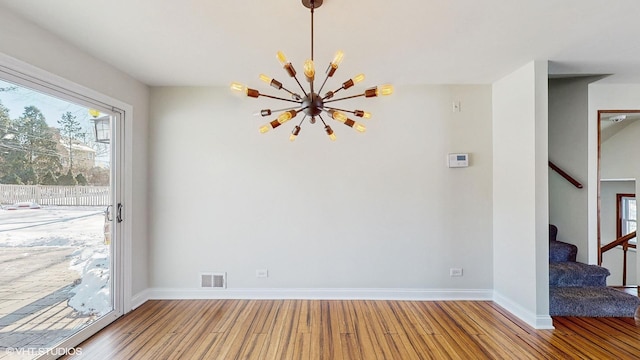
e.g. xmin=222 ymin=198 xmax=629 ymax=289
xmin=0 ymin=184 xmax=110 ymax=206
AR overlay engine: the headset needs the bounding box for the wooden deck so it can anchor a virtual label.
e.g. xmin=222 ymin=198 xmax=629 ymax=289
xmin=64 ymin=299 xmax=640 ymax=359
xmin=0 ymin=247 xmax=94 ymax=357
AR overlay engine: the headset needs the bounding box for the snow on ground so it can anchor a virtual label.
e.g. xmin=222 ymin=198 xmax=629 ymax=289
xmin=0 ymin=205 xmax=111 ymax=316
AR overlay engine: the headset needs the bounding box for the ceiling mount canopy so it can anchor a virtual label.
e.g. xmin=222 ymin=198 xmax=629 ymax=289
xmin=231 ymin=0 xmax=393 ymax=142
xmin=301 ymin=0 xmax=323 ymax=9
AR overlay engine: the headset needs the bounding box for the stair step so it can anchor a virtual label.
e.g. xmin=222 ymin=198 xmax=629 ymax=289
xmin=550 ymin=287 xmax=640 ymax=317
xmin=549 ymin=262 xmax=610 ymax=287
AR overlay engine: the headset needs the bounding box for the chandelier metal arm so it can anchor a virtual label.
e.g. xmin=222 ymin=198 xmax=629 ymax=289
xmin=259 ymin=93 xmax=304 ymax=104
xmin=292 ymin=76 xmax=309 ymax=98
xmin=276 ymin=84 xmax=303 ymax=100
xmin=260 ymin=106 xmax=303 ymax=116
xmin=318 ymin=113 xmax=328 ymax=126
xmin=324 ymin=93 xmax=366 ymax=104
xmin=323 ymin=86 xmax=345 ymax=100
xmin=317 ymin=72 xmax=331 ymax=97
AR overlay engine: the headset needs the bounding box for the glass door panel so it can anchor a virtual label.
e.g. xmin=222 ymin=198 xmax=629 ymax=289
xmin=0 ymin=78 xmax=120 ymax=359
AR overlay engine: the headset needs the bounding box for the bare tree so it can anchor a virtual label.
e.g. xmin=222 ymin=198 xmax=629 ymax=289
xmin=58 ymin=111 xmax=83 ymax=172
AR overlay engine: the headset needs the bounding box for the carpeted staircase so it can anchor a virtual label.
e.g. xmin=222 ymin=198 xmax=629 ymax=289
xmin=549 ymin=225 xmax=640 ymax=317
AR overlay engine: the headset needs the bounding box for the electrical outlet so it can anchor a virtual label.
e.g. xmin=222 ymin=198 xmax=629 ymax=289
xmin=452 ymin=101 xmax=462 ymax=113
xmin=450 ymin=268 xmax=463 ymax=277
xmin=256 ymin=269 xmax=268 ymax=278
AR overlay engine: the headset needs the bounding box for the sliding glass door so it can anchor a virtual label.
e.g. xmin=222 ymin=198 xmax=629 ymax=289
xmin=0 ymin=69 xmax=124 ymax=359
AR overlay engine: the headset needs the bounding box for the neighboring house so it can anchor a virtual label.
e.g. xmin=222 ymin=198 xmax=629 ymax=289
xmin=58 ymin=138 xmax=96 ymax=171
xmin=51 ymin=128 xmax=96 ymax=171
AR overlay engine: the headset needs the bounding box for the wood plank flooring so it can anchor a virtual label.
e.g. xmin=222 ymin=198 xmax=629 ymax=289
xmin=63 ymin=299 xmax=640 ymax=359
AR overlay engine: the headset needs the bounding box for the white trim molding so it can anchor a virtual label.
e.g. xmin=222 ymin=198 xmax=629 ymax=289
xmin=117 ymin=288 xmax=557 ymax=331
xmin=131 ymin=289 xmax=153 ymax=310
xmin=493 ymin=291 xmax=554 ymax=329
xmin=143 ymin=287 xmax=493 ymax=301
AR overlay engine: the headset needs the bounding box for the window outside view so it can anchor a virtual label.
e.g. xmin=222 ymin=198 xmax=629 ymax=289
xmin=0 ymin=79 xmax=112 ymax=357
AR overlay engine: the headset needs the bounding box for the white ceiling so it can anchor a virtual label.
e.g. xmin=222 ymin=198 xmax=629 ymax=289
xmin=600 ymin=112 xmax=640 ymax=142
xmin=2 ymin=0 xmax=640 ymax=87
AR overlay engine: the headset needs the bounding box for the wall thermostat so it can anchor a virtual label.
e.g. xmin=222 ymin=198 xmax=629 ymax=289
xmin=448 ymin=153 xmax=469 ymax=168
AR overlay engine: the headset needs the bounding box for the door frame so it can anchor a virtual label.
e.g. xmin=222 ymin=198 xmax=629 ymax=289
xmin=597 ymin=110 xmax=640 ymax=265
xmin=0 ymin=52 xmax=133 ymax=355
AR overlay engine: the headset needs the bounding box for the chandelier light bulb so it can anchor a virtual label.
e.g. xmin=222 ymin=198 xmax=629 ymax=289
xmin=231 ymin=82 xmax=259 ymax=98
xmin=230 ymin=82 xmax=247 ymax=93
xmin=336 ymin=115 xmax=366 ymax=133
xmin=329 ymin=110 xmax=348 ymax=123
xmin=342 ymin=74 xmax=365 ymax=90
xmin=377 ymin=84 xmax=394 ymax=96
xmin=259 ymin=74 xmax=272 ymax=84
xmin=259 ymin=124 xmax=271 ymax=134
xmin=259 ymin=74 xmax=283 ymax=90
xmin=354 ymin=110 xmax=372 ymax=119
xmin=327 ymin=50 xmax=344 ymax=77
xmin=353 ymin=73 xmax=365 ymax=84
xmin=276 ymin=51 xmax=289 ymax=66
xmin=325 ymin=125 xmax=337 ymax=141
xmin=331 ymin=50 xmax=344 ymax=68
xmin=304 ymin=59 xmax=315 ymax=82
xmin=277 ymin=110 xmax=297 ymax=124
xmin=353 ymin=122 xmax=366 ymax=133
xmin=289 ymin=125 xmax=301 ymax=142
xmin=276 ymin=50 xmax=297 ymax=77
xmin=365 ymin=84 xmax=393 ymax=98
xmin=260 ymin=118 xmax=284 ymax=133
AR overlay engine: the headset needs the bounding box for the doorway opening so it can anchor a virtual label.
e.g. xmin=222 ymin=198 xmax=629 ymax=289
xmin=598 ymin=110 xmax=639 ymax=287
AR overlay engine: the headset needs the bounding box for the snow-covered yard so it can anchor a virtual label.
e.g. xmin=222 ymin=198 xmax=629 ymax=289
xmin=0 ymin=206 xmax=111 ymax=317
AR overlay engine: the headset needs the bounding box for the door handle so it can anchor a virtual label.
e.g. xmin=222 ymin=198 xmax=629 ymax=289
xmin=117 ymin=203 xmax=123 ymax=223
xmin=105 ymin=205 xmax=113 ymax=221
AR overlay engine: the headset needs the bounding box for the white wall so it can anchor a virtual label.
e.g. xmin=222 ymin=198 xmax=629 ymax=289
xmin=588 ymin=84 xmax=640 ymax=284
xmin=492 ymin=61 xmax=551 ymax=329
xmin=600 ymin=180 xmax=636 ymax=285
xmin=601 ymin=119 xmax=640 ymax=180
xmin=0 ymin=7 xmax=150 ymax=301
xmin=148 ymin=85 xmax=493 ymax=297
xmin=548 ymin=77 xmax=602 ymax=262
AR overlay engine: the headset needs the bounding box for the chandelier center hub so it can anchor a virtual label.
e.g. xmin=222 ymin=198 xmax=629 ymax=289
xmin=302 ymin=93 xmax=324 ymax=117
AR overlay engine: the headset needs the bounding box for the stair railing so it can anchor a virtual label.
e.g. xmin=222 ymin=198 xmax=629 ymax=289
xmin=600 ymin=231 xmax=637 ymax=286
xmin=548 ymin=161 xmax=583 ymax=189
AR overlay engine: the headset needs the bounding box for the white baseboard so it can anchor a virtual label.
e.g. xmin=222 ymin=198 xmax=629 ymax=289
xmin=145 ymin=287 xmax=493 ymax=301
xmin=131 ymin=288 xmax=555 ymax=329
xmin=132 ymin=288 xmax=554 ymax=329
xmin=130 ymin=288 xmax=152 ymax=311
xmin=493 ymin=291 xmax=554 ymax=329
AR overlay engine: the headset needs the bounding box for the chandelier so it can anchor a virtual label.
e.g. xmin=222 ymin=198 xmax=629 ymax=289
xmin=230 ymin=0 xmax=393 ymax=141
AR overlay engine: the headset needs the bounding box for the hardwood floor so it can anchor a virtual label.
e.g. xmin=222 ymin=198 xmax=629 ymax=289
xmin=63 ymin=299 xmax=640 ymax=359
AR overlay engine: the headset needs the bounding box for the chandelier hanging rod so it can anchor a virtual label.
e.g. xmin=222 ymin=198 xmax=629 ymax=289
xmin=310 ymin=1 xmax=315 ymax=61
